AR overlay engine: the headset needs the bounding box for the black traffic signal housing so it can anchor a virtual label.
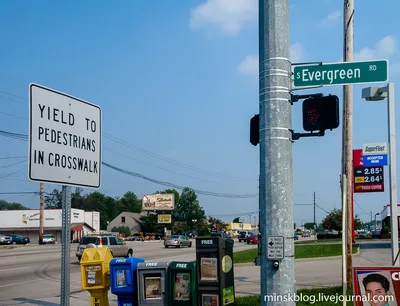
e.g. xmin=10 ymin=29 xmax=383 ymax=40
xmin=302 ymin=95 xmax=339 ymax=132
xmin=250 ymin=114 xmax=259 ymax=146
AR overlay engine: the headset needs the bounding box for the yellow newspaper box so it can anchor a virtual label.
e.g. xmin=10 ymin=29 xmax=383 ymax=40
xmin=80 ymin=247 xmax=113 ymax=306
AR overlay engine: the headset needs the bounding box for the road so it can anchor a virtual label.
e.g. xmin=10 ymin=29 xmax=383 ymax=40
xmin=0 ymin=240 xmax=256 ymax=305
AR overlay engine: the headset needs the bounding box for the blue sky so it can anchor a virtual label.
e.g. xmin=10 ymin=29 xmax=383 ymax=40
xmin=0 ymin=0 xmax=399 ymax=225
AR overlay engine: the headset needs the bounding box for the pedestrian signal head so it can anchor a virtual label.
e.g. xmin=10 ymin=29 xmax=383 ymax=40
xmin=302 ymin=95 xmax=339 ymax=132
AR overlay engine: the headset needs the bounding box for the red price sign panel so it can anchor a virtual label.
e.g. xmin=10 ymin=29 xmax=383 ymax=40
xmin=353 ymin=166 xmax=384 ymax=193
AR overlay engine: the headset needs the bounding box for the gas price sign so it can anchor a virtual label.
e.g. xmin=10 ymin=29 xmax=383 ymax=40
xmin=353 ymin=166 xmax=384 ymax=193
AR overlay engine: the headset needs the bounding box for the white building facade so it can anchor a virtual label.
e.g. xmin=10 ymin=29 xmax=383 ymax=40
xmin=0 ymin=208 xmax=100 ymax=243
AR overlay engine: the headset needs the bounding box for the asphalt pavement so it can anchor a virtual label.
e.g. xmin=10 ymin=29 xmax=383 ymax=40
xmin=0 ymin=240 xmax=255 ymax=305
xmin=0 ymin=240 xmax=394 ymax=306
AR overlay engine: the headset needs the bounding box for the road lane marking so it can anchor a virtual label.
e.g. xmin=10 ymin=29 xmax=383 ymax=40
xmin=0 ymin=266 xmax=29 ymax=272
xmin=0 ymin=279 xmax=47 ymax=288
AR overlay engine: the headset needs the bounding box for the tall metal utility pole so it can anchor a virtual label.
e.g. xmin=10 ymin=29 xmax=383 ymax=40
xmin=39 ymin=183 xmax=44 ymax=244
xmin=313 ymin=192 xmax=316 ymax=228
xmin=341 ymin=0 xmax=355 ymax=289
xmin=259 ymin=1 xmax=295 ymax=305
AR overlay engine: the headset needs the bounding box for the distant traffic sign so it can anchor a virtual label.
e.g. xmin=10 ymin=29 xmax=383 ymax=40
xmin=353 ymin=166 xmax=384 ymax=193
xmin=293 ymin=60 xmax=388 ymax=87
xmin=363 ymin=154 xmax=388 ymax=167
xmin=28 ymin=83 xmax=102 ymax=188
xmin=267 ymin=236 xmax=284 ymax=260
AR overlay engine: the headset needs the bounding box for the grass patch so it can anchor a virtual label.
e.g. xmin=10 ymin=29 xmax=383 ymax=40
xmin=233 ymin=245 xmax=358 ymax=264
xmin=236 ymin=286 xmax=354 ymax=306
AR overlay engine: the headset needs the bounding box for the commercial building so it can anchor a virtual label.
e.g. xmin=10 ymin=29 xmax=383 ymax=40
xmin=380 ymin=204 xmax=400 ymax=236
xmin=106 ymin=212 xmax=145 ymax=234
xmin=0 ymin=208 xmax=100 ymax=243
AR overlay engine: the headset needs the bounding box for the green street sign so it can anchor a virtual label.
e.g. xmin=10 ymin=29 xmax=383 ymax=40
xmin=293 ymin=60 xmax=389 ymax=87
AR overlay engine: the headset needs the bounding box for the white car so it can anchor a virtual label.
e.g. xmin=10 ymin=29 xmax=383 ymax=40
xmin=41 ymin=234 xmax=56 ymax=244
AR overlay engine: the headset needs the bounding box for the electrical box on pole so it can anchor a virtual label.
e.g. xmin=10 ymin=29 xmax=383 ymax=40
xmin=302 ymin=95 xmax=340 ymax=132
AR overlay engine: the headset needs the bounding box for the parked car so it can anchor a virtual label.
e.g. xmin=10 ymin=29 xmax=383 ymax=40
xmin=210 ymin=232 xmax=234 ymax=244
xmin=247 ymin=234 xmax=259 ymax=244
xmin=41 ymin=234 xmax=56 ymax=244
xmin=357 ymin=230 xmax=371 ymax=239
xmin=302 ymin=231 xmax=310 ymax=238
xmin=76 ymin=233 xmax=133 ymax=261
xmin=6 ymin=234 xmax=30 ymax=245
xmin=238 ymin=231 xmax=252 ymax=242
xmin=164 ymin=235 xmax=192 ymax=248
xmin=0 ymin=234 xmax=12 ymax=245
xmin=371 ymin=230 xmax=381 ymax=239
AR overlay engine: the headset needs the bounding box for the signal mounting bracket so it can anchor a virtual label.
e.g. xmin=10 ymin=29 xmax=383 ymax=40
xmin=289 ymin=129 xmax=325 ymax=141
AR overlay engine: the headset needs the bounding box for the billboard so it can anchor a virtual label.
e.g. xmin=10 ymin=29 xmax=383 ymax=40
xmin=353 ymin=267 xmax=400 ymax=306
xmin=142 ymin=194 xmax=175 ymax=210
xmin=157 ymin=214 xmax=172 ymax=224
xmin=353 ymin=166 xmax=384 ymax=193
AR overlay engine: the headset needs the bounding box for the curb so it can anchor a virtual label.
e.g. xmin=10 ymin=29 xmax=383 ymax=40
xmin=234 ymin=246 xmax=361 ymax=266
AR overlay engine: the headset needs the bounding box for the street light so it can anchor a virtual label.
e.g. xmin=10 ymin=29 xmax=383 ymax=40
xmin=361 ymin=83 xmax=398 ymax=265
xmin=375 ymin=213 xmax=380 ymax=230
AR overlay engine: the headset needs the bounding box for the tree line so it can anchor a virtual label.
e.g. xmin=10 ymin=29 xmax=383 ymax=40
xmin=0 ymin=187 xmax=227 ymax=235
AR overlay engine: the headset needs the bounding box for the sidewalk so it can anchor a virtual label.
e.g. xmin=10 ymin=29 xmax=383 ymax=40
xmin=3 ymin=248 xmax=390 ymax=305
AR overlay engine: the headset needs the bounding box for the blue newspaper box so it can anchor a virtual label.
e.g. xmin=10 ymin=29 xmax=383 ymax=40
xmin=110 ymin=257 xmax=145 ymax=306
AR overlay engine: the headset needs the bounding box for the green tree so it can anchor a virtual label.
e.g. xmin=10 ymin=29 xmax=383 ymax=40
xmin=44 ymin=189 xmax=62 ymax=208
xmin=354 ymin=215 xmax=363 ymax=230
xmin=139 ymin=213 xmax=164 ymax=234
xmin=233 ymin=217 xmax=240 ymax=223
xmin=0 ymin=199 xmax=29 ymax=210
xmin=209 ymin=216 xmax=228 ymax=232
xmin=117 ymin=192 xmax=141 ymax=214
xmin=322 ymin=209 xmax=342 ymax=231
xmin=322 ymin=209 xmax=363 ymax=232
xmin=174 ymin=187 xmax=206 ymax=232
xmin=303 ymin=222 xmax=316 ymax=230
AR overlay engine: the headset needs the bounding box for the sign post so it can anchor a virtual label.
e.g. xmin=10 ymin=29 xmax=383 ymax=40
xmin=28 ymin=83 xmax=102 ymax=306
xmin=293 ymin=60 xmax=389 ymax=87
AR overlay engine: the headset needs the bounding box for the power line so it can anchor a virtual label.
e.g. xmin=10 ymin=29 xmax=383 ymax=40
xmin=0 ymin=156 xmax=26 ymax=160
xmin=104 ymin=133 xmax=254 ymax=182
xmin=104 ymin=148 xmax=221 ymax=184
xmin=0 ymin=159 xmax=26 ymax=169
xmin=0 ymin=129 xmax=258 ymax=198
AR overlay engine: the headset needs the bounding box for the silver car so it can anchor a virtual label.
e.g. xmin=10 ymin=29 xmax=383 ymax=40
xmin=0 ymin=234 xmax=12 ymax=245
xmin=164 ymin=235 xmax=192 ymax=248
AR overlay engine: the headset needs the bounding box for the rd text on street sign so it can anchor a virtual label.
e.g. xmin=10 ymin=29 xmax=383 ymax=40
xmin=267 ymin=236 xmax=284 ymax=260
xmin=293 ymin=60 xmax=388 ymax=87
xmin=28 ymin=83 xmax=102 ymax=188
xmin=363 ymin=154 xmax=388 ymax=167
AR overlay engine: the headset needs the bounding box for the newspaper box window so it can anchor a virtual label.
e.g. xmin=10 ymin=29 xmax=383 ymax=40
xmin=168 ymin=261 xmax=197 ymax=306
xmin=137 ymin=261 xmax=170 ymax=305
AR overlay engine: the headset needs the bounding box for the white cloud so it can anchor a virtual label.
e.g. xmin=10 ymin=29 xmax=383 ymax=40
xmin=354 ymin=35 xmax=397 ymax=61
xmin=238 ymin=55 xmax=258 ymax=76
xmin=238 ymin=43 xmax=305 ymax=76
xmin=189 ymin=0 xmax=257 ymax=35
xmin=318 ymin=11 xmax=341 ymax=27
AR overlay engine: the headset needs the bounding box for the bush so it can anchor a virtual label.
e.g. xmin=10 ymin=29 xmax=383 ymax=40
xmin=236 ymin=296 xmax=260 ymax=305
xmin=316 ymin=233 xmax=342 ymax=240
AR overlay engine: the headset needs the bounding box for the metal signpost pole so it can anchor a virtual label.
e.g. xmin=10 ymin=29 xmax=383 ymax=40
xmin=341 ymin=174 xmax=348 ymax=305
xmin=259 ymin=1 xmax=294 ymax=305
xmin=60 ymin=185 xmax=72 ymax=306
xmin=387 ymin=83 xmax=398 ymax=265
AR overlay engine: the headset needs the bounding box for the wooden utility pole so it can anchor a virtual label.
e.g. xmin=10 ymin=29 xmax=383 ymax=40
xmin=39 ymin=183 xmax=44 ymax=244
xmin=342 ymin=0 xmax=355 ymax=289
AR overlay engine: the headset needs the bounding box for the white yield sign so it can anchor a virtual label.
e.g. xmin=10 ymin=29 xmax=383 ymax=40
xmin=28 ymin=83 xmax=102 ymax=188
xmin=267 ymin=236 xmax=284 ymax=260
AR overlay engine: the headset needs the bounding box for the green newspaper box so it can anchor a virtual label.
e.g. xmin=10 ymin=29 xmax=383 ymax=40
xmin=169 ymin=261 xmax=197 ymax=306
